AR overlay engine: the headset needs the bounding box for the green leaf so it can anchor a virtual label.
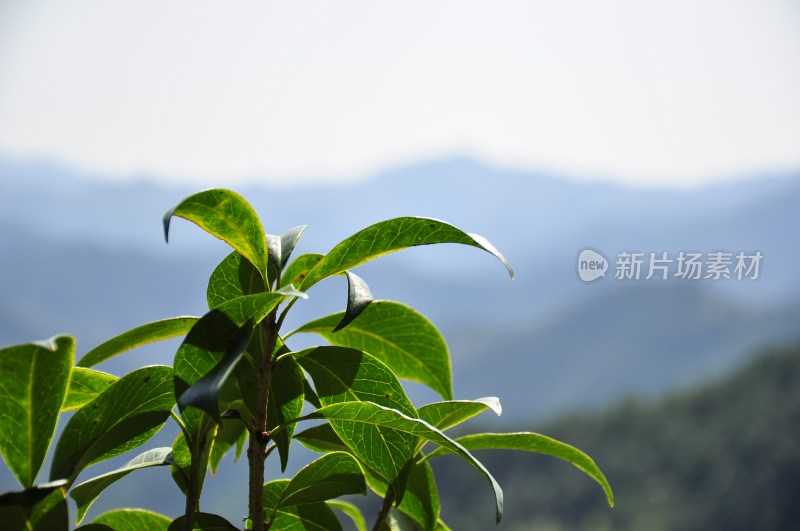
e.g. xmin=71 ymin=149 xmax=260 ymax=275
xmin=167 ymin=513 xmax=239 ymax=530
xmin=424 ymin=432 xmax=614 ymax=507
xmin=91 ymin=509 xmax=171 ymax=531
xmin=207 ymin=251 xmax=267 ymax=310
xmin=163 ymin=188 xmax=269 ymax=279
xmin=332 ymin=271 xmax=373 ymax=332
xmin=77 ymin=317 xmax=198 ymax=368
xmin=50 ymin=365 xmax=174 ymax=483
xmin=294 ymin=424 xmax=349 ymax=454
xmin=268 ymin=225 xmax=307 ymax=286
xmin=281 ymin=253 xmax=323 ymax=288
xmin=62 ymin=368 xmax=118 ymax=412
xmin=263 ymin=480 xmax=343 ymax=531
xmin=299 ymin=217 xmax=514 ymax=290
xmin=268 ymin=356 xmax=305 ymax=472
xmin=295 ymin=402 xmax=504 ymax=524
xmin=169 ymin=433 xmax=191 ymax=495
xmin=70 ymin=447 xmax=173 ymax=524
xmin=276 ymin=452 xmax=365 ymax=508
xmin=0 ymin=480 xmax=68 ymax=531
xmin=294 ymin=301 xmax=453 ymax=400
xmin=177 ymin=319 xmax=254 ymax=420
xmin=365 ymin=461 xmax=439 ymax=531
xmin=0 ymin=336 xmax=74 ymax=488
xmin=327 ymin=500 xmax=366 ymax=531
xmin=417 ymin=397 xmax=501 ymax=431
xmin=174 ymin=292 xmax=292 ymax=433
xmin=209 ymin=416 xmax=247 ymax=475
xmin=435 ymin=519 xmax=452 ymax=531
xmin=291 ymin=347 xmax=418 ymax=501
xmin=381 ymin=508 xmax=417 ymax=531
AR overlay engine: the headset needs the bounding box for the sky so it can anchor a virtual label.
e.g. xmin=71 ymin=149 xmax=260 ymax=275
xmin=0 ymin=1 xmax=798 ymax=187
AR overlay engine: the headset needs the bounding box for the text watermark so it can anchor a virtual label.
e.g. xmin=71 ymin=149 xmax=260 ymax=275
xmin=577 ymin=249 xmax=763 ymax=283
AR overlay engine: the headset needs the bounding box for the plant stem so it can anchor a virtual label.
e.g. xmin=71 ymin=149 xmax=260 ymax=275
xmin=371 ymin=487 xmax=396 ymax=531
xmin=248 ymin=310 xmax=278 ymax=530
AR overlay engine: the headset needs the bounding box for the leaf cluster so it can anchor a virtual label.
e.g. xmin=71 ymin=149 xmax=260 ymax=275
xmin=0 ymin=189 xmax=612 ymax=530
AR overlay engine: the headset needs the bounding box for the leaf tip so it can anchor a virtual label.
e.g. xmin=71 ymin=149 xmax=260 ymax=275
xmin=162 ymin=208 xmax=175 ymax=243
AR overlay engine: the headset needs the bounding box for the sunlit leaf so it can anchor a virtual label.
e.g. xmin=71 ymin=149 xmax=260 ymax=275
xmin=263 ymin=480 xmax=343 ymax=531
xmin=332 ymin=271 xmax=373 ymax=332
xmin=70 ymin=447 xmax=173 ymax=524
xmin=77 ymin=317 xmax=198 ymax=368
xmin=294 ymin=301 xmax=453 ymax=400
xmin=291 ymin=347 xmax=418 ymax=501
xmin=295 ymin=402 xmax=504 ymax=523
xmin=62 ymin=368 xmax=118 ymax=412
xmin=91 ymin=509 xmax=170 ymax=531
xmin=364 ymin=461 xmax=439 ymax=531
xmin=300 ymin=217 xmax=514 ymax=290
xmin=276 ymin=452 xmax=365 ymax=508
xmin=0 ymin=336 xmax=73 ymax=487
xmin=207 ymin=251 xmax=266 ymax=310
xmin=163 ymin=188 xmax=268 ymax=279
xmin=50 ymin=366 xmax=174 ymax=483
xmin=327 ymin=500 xmax=367 ymax=531
xmin=424 ymin=432 xmax=614 ymax=507
xmin=417 ymin=397 xmax=501 ymax=431
xmin=281 ymin=253 xmax=323 ymax=289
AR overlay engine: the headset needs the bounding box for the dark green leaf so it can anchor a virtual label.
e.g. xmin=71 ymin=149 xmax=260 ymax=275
xmin=268 ymin=356 xmax=305 ymax=472
xmin=163 ymin=188 xmax=268 ymax=279
xmin=77 ymin=317 xmax=198 ymax=368
xmin=177 ymin=319 xmax=254 ymax=420
xmin=332 ymin=271 xmax=372 ymax=332
xmin=50 ymin=366 xmax=174 ymax=483
xmin=0 ymin=336 xmax=74 ymax=488
xmin=277 ymin=452 xmax=365 ymax=508
xmin=209 ymin=416 xmax=247 ymax=475
xmin=0 ymin=480 xmax=68 ymax=531
xmin=294 ymin=424 xmax=349 ymax=454
xmin=299 ymin=217 xmax=514 ymax=290
xmin=263 ymin=480 xmax=343 ymax=531
xmin=207 ymin=251 xmax=266 ymax=310
xmin=424 ymin=432 xmax=614 ymax=507
xmin=168 ymin=513 xmax=239 ymax=531
xmin=417 ymin=397 xmax=501 ymax=431
xmin=62 ymin=368 xmax=118 ymax=412
xmin=174 ymin=293 xmax=292 ymax=434
xmin=294 ymin=301 xmax=453 ymax=400
xmin=365 ymin=462 xmax=439 ymax=531
xmin=296 ymin=402 xmax=504 ymax=524
xmin=91 ymin=509 xmax=171 ymax=531
xmin=281 ymin=253 xmax=323 ymax=290
xmin=70 ymin=447 xmax=173 ymax=524
xmin=169 ymin=434 xmax=191 ymax=495
xmin=327 ymin=500 xmax=366 ymax=531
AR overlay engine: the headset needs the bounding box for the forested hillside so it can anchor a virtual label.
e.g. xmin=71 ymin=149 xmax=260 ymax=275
xmin=434 ymin=343 xmax=800 ymax=530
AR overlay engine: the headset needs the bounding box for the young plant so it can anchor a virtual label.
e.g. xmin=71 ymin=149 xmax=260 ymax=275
xmin=0 ymin=189 xmax=614 ymax=530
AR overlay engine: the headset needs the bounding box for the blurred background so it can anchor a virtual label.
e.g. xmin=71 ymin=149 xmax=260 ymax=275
xmin=1 ymin=1 xmax=799 ymax=529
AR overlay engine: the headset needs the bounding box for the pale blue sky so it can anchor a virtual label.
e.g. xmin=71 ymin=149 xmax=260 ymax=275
xmin=1 ymin=1 xmax=798 ymax=187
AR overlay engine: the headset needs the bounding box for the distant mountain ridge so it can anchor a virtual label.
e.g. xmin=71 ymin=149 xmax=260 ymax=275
xmin=1 ymin=154 xmax=798 ymax=417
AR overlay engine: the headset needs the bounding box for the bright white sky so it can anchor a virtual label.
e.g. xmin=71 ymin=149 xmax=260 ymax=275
xmin=0 ymin=1 xmax=798 ymax=187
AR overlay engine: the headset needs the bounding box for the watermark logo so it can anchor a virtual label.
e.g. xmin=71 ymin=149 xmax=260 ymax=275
xmin=578 ymin=249 xmax=609 ymax=282
xmin=577 ymin=249 xmax=763 ymax=282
